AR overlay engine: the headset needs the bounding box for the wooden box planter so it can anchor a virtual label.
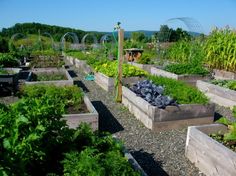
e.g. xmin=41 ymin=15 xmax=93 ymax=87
xmin=0 ymin=68 xmax=21 ymax=84
xmin=127 ymin=62 xmax=153 ymax=73
xmin=122 ymin=86 xmax=214 ymax=131
xmin=25 ymin=68 xmax=73 ymax=86
xmin=197 ymin=80 xmax=236 ymax=108
xmin=95 ymin=72 xmax=144 ymax=92
xmin=150 ymin=67 xmax=210 ymax=86
xmin=65 ymin=56 xmax=93 ymax=74
xmin=62 ymin=95 xmax=98 ymax=131
xmin=185 ymin=124 xmax=236 ymax=176
xmin=213 ymin=69 xmax=236 ymax=80
xmin=66 ymin=56 xmax=75 ymax=65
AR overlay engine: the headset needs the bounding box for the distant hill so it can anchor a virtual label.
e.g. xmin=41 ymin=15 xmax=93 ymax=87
xmin=0 ymin=22 xmax=104 ymax=41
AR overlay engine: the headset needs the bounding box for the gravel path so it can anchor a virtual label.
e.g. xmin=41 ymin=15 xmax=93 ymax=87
xmin=69 ymin=66 xmax=205 ymax=176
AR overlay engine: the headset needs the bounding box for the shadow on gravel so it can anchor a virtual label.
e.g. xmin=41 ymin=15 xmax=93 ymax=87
xmin=92 ymin=101 xmax=124 ymax=133
xmin=67 ymin=70 xmax=77 ymax=78
xmin=74 ymin=80 xmax=89 ymax=93
xmin=131 ymin=149 xmax=169 ymax=176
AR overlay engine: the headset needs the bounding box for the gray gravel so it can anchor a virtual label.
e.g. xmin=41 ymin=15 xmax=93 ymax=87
xmin=70 ymin=65 xmax=205 ymax=176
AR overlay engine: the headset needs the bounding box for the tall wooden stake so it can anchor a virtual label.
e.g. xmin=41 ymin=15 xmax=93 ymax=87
xmin=116 ymin=28 xmax=124 ymax=102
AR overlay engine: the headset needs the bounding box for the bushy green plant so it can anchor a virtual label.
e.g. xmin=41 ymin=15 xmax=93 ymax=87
xmin=137 ymin=52 xmax=156 ymax=64
xmin=0 ymin=53 xmax=19 ymax=67
xmin=204 ymin=27 xmax=236 ymax=72
xmin=211 ymin=79 xmax=236 ymax=91
xmin=94 ymin=60 xmax=148 ymax=78
xmin=164 ymin=63 xmax=209 ymax=75
xmin=31 ymin=49 xmax=60 ymax=57
xmin=0 ymin=85 xmax=139 ymax=175
xmin=148 ymin=75 xmax=209 ymax=104
xmin=32 ymin=73 xmax=67 ymax=81
xmin=66 ymin=51 xmax=87 ymax=60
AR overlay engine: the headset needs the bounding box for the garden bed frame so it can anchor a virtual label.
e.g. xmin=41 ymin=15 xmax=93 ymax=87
xmin=122 ymin=86 xmax=214 ymax=131
xmin=95 ymin=72 xmax=144 ymax=92
xmin=213 ymin=69 xmax=236 ymax=80
xmin=127 ymin=62 xmax=153 ymax=73
xmin=150 ymin=67 xmax=210 ymax=86
xmin=185 ymin=124 xmax=236 ymax=176
xmin=62 ymin=95 xmax=98 ymax=131
xmin=25 ymin=68 xmax=73 ymax=86
xmin=65 ymin=56 xmax=93 ymax=74
xmin=197 ymin=80 xmax=236 ymax=107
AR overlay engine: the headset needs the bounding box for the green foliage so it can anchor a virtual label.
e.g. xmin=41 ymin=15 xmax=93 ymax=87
xmin=65 ymin=50 xmax=87 ymax=60
xmin=204 ymin=27 xmax=236 ymax=72
xmin=164 ymin=63 xmax=209 ymax=75
xmin=94 ymin=61 xmax=148 ymax=78
xmin=0 ymin=36 xmax=9 ymax=52
xmin=31 ymin=49 xmax=60 ymax=57
xmin=20 ymin=85 xmax=83 ymax=110
xmin=166 ymin=39 xmax=205 ymax=64
xmin=148 ymin=75 xmax=209 ymax=104
xmin=30 ymin=55 xmax=65 ymax=68
xmin=137 ymin=52 xmax=156 ymax=64
xmin=215 ymin=106 xmax=236 ymax=142
xmin=0 ymin=85 xmax=138 ymax=175
xmin=155 ymin=25 xmax=191 ymax=42
xmin=211 ymin=79 xmax=236 ymax=91
xmin=0 ymin=53 xmax=19 ymax=67
xmin=131 ymin=32 xmax=146 ymax=42
xmin=32 ymin=73 xmax=67 ymax=81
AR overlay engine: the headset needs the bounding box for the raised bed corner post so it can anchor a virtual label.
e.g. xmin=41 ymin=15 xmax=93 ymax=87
xmin=115 ymin=23 xmax=124 ymax=102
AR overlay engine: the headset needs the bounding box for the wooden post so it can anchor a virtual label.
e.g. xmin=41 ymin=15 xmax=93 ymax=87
xmin=116 ymin=28 xmax=124 ymax=102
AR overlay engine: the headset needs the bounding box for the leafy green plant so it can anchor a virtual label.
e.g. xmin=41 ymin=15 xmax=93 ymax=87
xmin=211 ymin=79 xmax=236 ymax=91
xmin=0 ymin=53 xmax=19 ymax=67
xmin=66 ymin=51 xmax=87 ymax=60
xmin=210 ymin=106 xmax=236 ymax=151
xmin=137 ymin=52 xmax=156 ymax=64
xmin=32 ymin=73 xmax=67 ymax=81
xmin=0 ymin=85 xmax=139 ymax=175
xmin=164 ymin=63 xmax=209 ymax=75
xmin=166 ymin=39 xmax=205 ymax=64
xmin=148 ymin=75 xmax=209 ymax=104
xmin=204 ymin=27 xmax=236 ymax=72
xmin=94 ymin=60 xmax=148 ymax=78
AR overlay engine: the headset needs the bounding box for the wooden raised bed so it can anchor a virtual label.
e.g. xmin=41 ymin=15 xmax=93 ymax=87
xmin=95 ymin=72 xmax=144 ymax=92
xmin=65 ymin=56 xmax=93 ymax=74
xmin=151 ymin=67 xmax=210 ymax=86
xmin=213 ymin=69 xmax=236 ymax=80
xmin=197 ymin=80 xmax=236 ymax=108
xmin=122 ymin=86 xmax=214 ymax=131
xmin=127 ymin=62 xmax=153 ymax=73
xmin=185 ymin=124 xmax=236 ymax=176
xmin=62 ymin=95 xmax=98 ymax=131
xmin=25 ymin=68 xmax=73 ymax=86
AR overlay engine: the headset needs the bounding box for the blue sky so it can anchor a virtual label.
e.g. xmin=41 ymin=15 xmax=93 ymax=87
xmin=0 ymin=0 xmax=235 ymax=34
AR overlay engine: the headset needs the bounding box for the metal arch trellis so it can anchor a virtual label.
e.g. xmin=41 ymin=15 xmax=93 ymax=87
xmin=9 ymin=33 xmax=28 ymax=50
xmin=60 ymin=32 xmax=79 ymax=50
xmin=165 ymin=17 xmax=204 ymax=36
xmin=81 ymin=33 xmax=98 ymax=50
xmin=100 ymin=34 xmax=115 ymax=45
xmin=41 ymin=32 xmax=55 ymax=50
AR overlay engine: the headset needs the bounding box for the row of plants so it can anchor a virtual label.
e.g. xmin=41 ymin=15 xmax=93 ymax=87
xmin=147 ymin=75 xmax=209 ymax=104
xmin=210 ymin=106 xmax=236 ymax=152
xmin=0 ymin=84 xmax=140 ymax=175
xmin=164 ymin=63 xmax=209 ymax=76
xmin=204 ymin=28 xmax=236 ymax=72
xmin=31 ymin=72 xmax=67 ymax=81
xmin=211 ymin=79 xmax=236 ymax=91
xmin=94 ymin=60 xmax=148 ymax=78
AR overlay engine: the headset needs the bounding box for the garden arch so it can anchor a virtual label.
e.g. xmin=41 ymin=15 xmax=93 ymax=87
xmin=60 ymin=32 xmax=79 ymax=50
xmin=81 ymin=33 xmax=99 ymax=50
xmin=41 ymin=32 xmax=55 ymax=49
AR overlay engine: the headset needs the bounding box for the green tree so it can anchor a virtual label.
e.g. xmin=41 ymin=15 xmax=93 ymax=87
xmin=131 ymin=32 xmax=146 ymax=42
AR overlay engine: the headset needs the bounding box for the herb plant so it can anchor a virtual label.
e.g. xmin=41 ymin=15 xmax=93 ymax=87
xmin=211 ymin=79 xmax=236 ymax=91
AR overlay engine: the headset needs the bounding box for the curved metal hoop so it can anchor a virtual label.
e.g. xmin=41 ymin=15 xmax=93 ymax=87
xmin=60 ymin=32 xmax=79 ymax=50
xmin=41 ymin=32 xmax=55 ymax=49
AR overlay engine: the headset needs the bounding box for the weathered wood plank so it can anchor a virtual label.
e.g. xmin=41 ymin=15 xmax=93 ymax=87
xmin=185 ymin=124 xmax=236 ymax=176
